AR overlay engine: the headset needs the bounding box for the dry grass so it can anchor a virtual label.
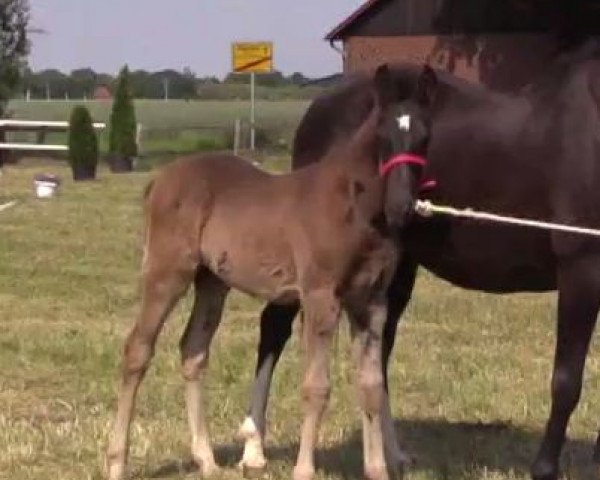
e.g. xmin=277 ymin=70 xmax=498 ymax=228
xmin=1 ymin=161 xmax=600 ymax=480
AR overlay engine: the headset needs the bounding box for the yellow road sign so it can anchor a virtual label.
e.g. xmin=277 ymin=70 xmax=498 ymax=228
xmin=232 ymin=42 xmax=273 ymax=73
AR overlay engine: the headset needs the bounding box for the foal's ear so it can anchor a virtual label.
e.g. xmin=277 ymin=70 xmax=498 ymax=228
xmin=374 ymin=63 xmax=395 ymax=107
xmin=416 ymin=64 xmax=438 ymax=106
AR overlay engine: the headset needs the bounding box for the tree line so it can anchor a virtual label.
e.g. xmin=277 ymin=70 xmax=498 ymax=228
xmin=1 ymin=0 xmax=28 ymax=116
xmin=19 ymin=67 xmax=318 ymax=101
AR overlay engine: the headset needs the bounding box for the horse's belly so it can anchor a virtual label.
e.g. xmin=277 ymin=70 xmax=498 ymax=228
xmin=200 ymin=222 xmax=299 ymax=303
xmin=409 ymin=221 xmax=557 ymax=293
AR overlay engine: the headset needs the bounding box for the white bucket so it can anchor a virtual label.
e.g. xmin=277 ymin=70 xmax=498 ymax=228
xmin=34 ymin=180 xmax=58 ymax=198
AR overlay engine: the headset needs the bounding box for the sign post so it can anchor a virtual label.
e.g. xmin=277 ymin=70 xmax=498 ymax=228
xmin=250 ymin=72 xmax=256 ymax=150
xmin=231 ymin=41 xmax=273 ymax=151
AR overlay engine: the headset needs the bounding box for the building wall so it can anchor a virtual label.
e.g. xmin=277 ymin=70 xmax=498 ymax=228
xmin=343 ymin=33 xmax=557 ymax=92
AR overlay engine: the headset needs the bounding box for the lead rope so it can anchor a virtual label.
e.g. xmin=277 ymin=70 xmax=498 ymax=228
xmin=414 ymin=199 xmax=600 ymax=238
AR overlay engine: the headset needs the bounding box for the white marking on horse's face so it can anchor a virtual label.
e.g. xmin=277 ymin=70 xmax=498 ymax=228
xmin=397 ymin=114 xmax=411 ymax=132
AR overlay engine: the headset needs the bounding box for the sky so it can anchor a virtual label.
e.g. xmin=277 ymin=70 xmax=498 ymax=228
xmin=28 ymin=0 xmax=364 ymax=78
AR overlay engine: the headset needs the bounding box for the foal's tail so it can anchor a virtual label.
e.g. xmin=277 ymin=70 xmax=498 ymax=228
xmin=141 ymin=179 xmax=155 ymax=271
xmin=143 ymin=179 xmax=155 ymax=201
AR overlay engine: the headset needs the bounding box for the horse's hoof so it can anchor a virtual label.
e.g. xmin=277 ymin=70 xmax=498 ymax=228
xmin=530 ymin=459 xmax=558 ymax=480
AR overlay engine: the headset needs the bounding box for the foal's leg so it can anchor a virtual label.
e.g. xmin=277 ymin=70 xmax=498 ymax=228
xmin=240 ymin=258 xmax=417 ymax=475
xmin=238 ymin=302 xmax=299 ymax=472
xmin=380 ymin=257 xmax=418 ymax=471
xmin=293 ymin=289 xmax=340 ymax=480
xmin=180 ymin=270 xmax=229 ymax=477
xmin=106 ymin=257 xmax=194 ymax=480
xmin=531 ymin=255 xmax=600 ymax=480
xmin=349 ymin=298 xmax=390 ymax=480
xmin=349 ymin=322 xmax=373 ymax=471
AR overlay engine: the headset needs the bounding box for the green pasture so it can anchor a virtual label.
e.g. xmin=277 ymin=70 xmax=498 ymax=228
xmin=5 ymin=100 xmax=310 ymax=158
xmin=1 ymin=161 xmax=599 ymax=480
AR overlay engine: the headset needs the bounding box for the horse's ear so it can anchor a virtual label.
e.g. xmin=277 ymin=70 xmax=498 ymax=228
xmin=416 ymin=64 xmax=438 ymax=106
xmin=374 ymin=63 xmax=395 ymax=107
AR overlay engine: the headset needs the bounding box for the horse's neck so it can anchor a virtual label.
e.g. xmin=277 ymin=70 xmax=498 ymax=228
xmin=436 ymin=80 xmax=505 ymax=114
xmin=436 ymin=80 xmax=533 ymax=140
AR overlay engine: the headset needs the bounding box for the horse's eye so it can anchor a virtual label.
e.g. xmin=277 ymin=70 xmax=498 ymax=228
xmin=396 ymin=114 xmax=411 ymax=132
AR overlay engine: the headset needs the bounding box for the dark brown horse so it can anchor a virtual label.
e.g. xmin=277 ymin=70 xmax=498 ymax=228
xmin=240 ymin=41 xmax=600 ymax=480
xmin=105 ymin=65 xmax=435 ymax=480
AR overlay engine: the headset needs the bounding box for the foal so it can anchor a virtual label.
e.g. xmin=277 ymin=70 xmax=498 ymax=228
xmin=106 ymin=64 xmax=430 ymax=480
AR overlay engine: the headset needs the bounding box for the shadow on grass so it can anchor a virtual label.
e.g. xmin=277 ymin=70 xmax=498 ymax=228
xmin=147 ymin=418 xmax=597 ymax=479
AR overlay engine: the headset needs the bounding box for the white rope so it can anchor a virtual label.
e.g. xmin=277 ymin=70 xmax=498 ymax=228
xmin=414 ymin=199 xmax=600 ymax=238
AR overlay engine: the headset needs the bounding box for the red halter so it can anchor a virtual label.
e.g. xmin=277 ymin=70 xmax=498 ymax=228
xmin=379 ymin=153 xmax=437 ymax=191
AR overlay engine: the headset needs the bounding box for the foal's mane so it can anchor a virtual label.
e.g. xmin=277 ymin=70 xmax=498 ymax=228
xmin=320 ymin=89 xmax=381 ymax=166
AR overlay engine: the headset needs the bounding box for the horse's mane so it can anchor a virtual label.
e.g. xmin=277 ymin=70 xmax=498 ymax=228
xmin=527 ymin=38 xmax=600 ymax=99
xmin=379 ymin=38 xmax=600 ymax=109
xmin=386 ymin=62 xmax=503 ymax=109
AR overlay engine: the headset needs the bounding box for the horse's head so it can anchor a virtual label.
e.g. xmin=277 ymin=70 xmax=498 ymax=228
xmin=374 ymin=63 xmax=437 ymax=231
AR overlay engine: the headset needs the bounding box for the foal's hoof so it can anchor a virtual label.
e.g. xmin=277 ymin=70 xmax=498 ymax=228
xmin=292 ymin=466 xmax=315 ymax=480
xmin=104 ymin=453 xmax=126 ymax=480
xmin=239 ymin=461 xmax=267 ymax=479
xmin=593 ymin=442 xmax=600 ymax=463
xmin=365 ymin=465 xmax=389 ymax=480
xmin=196 ymin=459 xmax=221 ymax=478
xmin=386 ymin=448 xmax=414 ymax=476
xmin=105 ymin=464 xmax=125 ymax=480
xmin=238 ymin=454 xmax=267 ymax=478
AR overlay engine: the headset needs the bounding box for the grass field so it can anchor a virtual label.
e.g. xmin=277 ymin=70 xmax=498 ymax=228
xmin=7 ymin=100 xmax=309 ymax=129
xmin=5 ymin=100 xmax=310 ymax=157
xmin=2 ymin=161 xmax=600 ymax=480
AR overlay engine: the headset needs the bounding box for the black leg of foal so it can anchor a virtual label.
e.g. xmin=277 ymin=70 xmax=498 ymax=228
xmin=531 ymin=256 xmax=600 ymax=480
xmin=246 ymin=302 xmax=299 ymax=435
xmin=380 ymin=258 xmax=418 ymax=471
xmin=242 ymin=258 xmax=416 ymax=473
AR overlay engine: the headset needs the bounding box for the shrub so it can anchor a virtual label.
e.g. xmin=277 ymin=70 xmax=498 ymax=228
xmin=68 ymin=105 xmax=98 ymax=180
xmin=195 ymin=133 xmax=226 ymax=151
xmin=108 ymin=65 xmax=137 ymax=172
xmin=224 ymin=124 xmax=285 ymax=151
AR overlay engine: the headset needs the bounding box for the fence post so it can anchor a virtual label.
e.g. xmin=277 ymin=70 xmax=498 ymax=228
xmin=0 ymin=127 xmax=5 ymax=172
xmin=250 ymin=72 xmax=256 ymax=151
xmin=233 ymin=118 xmax=241 ymax=156
xmin=136 ymin=123 xmax=143 ymax=155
